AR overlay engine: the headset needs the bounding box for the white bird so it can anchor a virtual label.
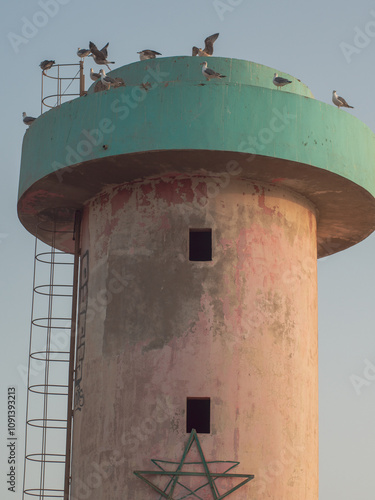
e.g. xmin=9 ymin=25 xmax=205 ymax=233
xmin=201 ymin=61 xmax=226 ymax=81
xmin=332 ymin=90 xmax=353 ymax=109
xmin=99 ymin=69 xmax=116 ymax=88
xmin=89 ymin=41 xmax=115 ymax=70
xmin=22 ymin=112 xmax=36 ymax=126
xmin=273 ymin=73 xmax=292 ymax=89
xmin=90 ymin=68 xmax=101 ymax=81
xmin=77 ymin=48 xmax=90 ymax=58
xmin=192 ymin=33 xmax=219 ymax=57
xmin=137 ymin=50 xmax=162 ymax=61
xmin=40 ymin=60 xmax=55 ymax=71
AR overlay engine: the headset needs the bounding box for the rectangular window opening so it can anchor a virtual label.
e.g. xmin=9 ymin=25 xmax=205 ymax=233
xmin=186 ymin=397 xmax=210 ymax=434
xmin=189 ymin=229 xmax=212 ymax=262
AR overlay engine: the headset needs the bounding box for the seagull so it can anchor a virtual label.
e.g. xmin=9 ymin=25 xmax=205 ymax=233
xmin=89 ymin=41 xmax=115 ymax=70
xmin=99 ymin=69 xmax=116 ymax=88
xmin=137 ymin=50 xmax=162 ymax=61
xmin=22 ymin=112 xmax=36 ymax=126
xmin=192 ymin=33 xmax=219 ymax=57
xmin=77 ymin=48 xmax=91 ymax=58
xmin=90 ymin=68 xmax=101 ymax=81
xmin=201 ymin=61 xmax=226 ymax=81
xmin=40 ymin=60 xmax=55 ymax=71
xmin=273 ymin=73 xmax=292 ymax=89
xmin=332 ymin=90 xmax=354 ymax=109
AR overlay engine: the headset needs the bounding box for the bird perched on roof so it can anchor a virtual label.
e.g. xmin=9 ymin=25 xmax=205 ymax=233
xmin=201 ymin=61 xmax=226 ymax=81
xmin=332 ymin=90 xmax=353 ymax=109
xmin=273 ymin=73 xmax=292 ymax=89
xmin=77 ymin=48 xmax=91 ymax=59
xmin=90 ymin=68 xmax=101 ymax=81
xmin=192 ymin=33 xmax=219 ymax=57
xmin=40 ymin=60 xmax=55 ymax=71
xmin=99 ymin=69 xmax=116 ymax=88
xmin=137 ymin=49 xmax=162 ymax=61
xmin=22 ymin=112 xmax=36 ymax=126
xmin=89 ymin=41 xmax=115 ymax=70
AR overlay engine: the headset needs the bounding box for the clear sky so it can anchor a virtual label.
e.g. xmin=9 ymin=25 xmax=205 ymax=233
xmin=1 ymin=0 xmax=375 ymax=498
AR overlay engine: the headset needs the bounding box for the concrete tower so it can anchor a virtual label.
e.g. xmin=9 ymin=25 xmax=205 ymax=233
xmin=18 ymin=57 xmax=375 ymax=499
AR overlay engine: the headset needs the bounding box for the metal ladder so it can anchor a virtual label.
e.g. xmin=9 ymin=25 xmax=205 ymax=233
xmin=22 ymin=214 xmax=80 ymax=500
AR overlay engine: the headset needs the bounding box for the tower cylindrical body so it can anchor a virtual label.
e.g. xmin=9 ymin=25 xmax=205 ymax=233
xmin=71 ymin=175 xmax=318 ymax=499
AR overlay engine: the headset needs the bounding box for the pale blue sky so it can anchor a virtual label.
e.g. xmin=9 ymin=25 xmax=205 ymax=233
xmin=1 ymin=0 xmax=375 ymax=498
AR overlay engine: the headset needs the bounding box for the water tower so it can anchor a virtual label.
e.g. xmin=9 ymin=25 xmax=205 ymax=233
xmin=18 ymin=56 xmax=375 ymax=499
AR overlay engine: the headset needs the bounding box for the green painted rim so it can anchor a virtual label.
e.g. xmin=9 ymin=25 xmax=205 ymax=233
xmin=18 ymin=56 xmax=375 ymax=255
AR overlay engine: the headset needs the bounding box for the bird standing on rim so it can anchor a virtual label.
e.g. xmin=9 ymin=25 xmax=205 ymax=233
xmin=192 ymin=33 xmax=219 ymax=57
xmin=89 ymin=41 xmax=115 ymax=70
xmin=272 ymin=73 xmax=292 ymax=89
xmin=90 ymin=68 xmax=101 ymax=81
xmin=99 ymin=69 xmax=116 ymax=89
xmin=22 ymin=112 xmax=36 ymax=126
xmin=40 ymin=60 xmax=55 ymax=71
xmin=201 ymin=61 xmax=226 ymax=81
xmin=77 ymin=48 xmax=91 ymax=59
xmin=332 ymin=90 xmax=354 ymax=109
xmin=137 ymin=50 xmax=162 ymax=60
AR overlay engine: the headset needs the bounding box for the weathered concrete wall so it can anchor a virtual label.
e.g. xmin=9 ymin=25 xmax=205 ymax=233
xmin=71 ymin=174 xmax=318 ymax=499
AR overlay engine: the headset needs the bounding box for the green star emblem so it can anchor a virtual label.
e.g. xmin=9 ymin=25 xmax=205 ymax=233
xmin=134 ymin=429 xmax=254 ymax=499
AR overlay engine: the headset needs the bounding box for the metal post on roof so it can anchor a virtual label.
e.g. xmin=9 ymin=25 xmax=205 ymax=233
xmin=41 ymin=63 xmax=85 ymax=114
xmin=79 ymin=61 xmax=85 ymax=97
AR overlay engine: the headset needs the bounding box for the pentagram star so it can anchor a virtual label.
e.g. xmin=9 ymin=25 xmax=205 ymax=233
xmin=134 ymin=428 xmax=254 ymax=499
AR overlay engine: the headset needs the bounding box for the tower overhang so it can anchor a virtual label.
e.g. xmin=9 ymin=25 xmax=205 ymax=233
xmin=17 ymin=56 xmax=375 ymax=255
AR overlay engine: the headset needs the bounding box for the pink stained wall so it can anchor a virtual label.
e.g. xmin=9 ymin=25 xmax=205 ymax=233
xmin=71 ymin=174 xmax=318 ymax=500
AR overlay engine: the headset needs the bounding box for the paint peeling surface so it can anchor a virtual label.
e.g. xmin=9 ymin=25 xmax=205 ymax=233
xmin=71 ymin=177 xmax=318 ymax=499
